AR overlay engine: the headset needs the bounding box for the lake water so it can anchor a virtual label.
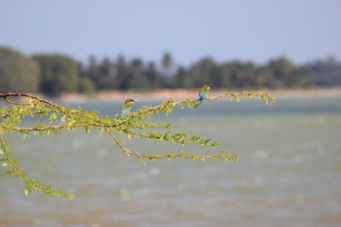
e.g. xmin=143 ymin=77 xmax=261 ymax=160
xmin=1 ymin=95 xmax=341 ymax=227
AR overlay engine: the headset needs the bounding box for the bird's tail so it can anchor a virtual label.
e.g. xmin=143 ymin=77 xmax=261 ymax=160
xmin=197 ymin=98 xmax=204 ymax=105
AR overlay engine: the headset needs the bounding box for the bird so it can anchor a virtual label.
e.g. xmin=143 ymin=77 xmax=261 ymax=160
xmin=197 ymin=84 xmax=210 ymax=105
xmin=119 ymin=98 xmax=137 ymax=119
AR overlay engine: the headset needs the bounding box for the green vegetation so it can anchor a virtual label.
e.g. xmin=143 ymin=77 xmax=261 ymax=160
xmin=0 ymin=91 xmax=275 ymax=199
xmin=32 ymin=54 xmax=80 ymax=96
xmin=302 ymin=56 xmax=341 ymax=86
xmin=0 ymin=47 xmax=39 ymax=94
xmin=1 ymin=46 xmax=340 ymax=96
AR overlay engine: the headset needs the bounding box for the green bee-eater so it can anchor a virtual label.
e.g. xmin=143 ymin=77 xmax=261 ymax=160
xmin=198 ymin=84 xmax=210 ymax=105
xmin=119 ymin=98 xmax=137 ymax=119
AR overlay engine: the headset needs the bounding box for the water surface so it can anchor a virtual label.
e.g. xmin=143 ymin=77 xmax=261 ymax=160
xmin=1 ymin=96 xmax=341 ymax=226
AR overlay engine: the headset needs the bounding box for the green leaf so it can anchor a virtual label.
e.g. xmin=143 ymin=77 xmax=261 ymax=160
xmin=4 ymin=170 xmax=15 ymax=175
xmin=192 ymin=154 xmax=199 ymax=160
xmin=22 ymin=133 xmax=28 ymax=140
xmin=180 ymin=151 xmax=188 ymax=155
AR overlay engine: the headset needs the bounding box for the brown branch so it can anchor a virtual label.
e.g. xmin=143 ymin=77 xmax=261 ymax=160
xmin=13 ymin=125 xmax=67 ymax=132
xmin=1 ymin=110 xmax=56 ymax=118
xmin=0 ymin=93 xmax=54 ymax=106
xmin=0 ymin=92 xmax=97 ymax=123
xmin=208 ymin=91 xmax=270 ymax=100
xmin=134 ymin=91 xmax=272 ymax=113
xmin=109 ymin=131 xmax=139 ymax=157
xmin=108 ymin=131 xmax=235 ymax=162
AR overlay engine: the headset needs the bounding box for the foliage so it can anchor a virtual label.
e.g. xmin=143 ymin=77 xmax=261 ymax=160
xmin=32 ymin=54 xmax=80 ymax=96
xmin=0 ymin=91 xmax=275 ymax=199
xmin=3 ymin=46 xmax=341 ymax=97
xmin=79 ymin=55 xmax=313 ymax=91
xmin=0 ymin=47 xmax=39 ymax=93
xmin=302 ymin=56 xmax=341 ymax=86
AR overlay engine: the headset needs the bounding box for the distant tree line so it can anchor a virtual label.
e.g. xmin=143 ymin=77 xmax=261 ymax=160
xmin=1 ymin=46 xmax=340 ymax=96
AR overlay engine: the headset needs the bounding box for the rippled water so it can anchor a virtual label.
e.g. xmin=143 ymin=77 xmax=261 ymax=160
xmin=1 ymin=96 xmax=341 ymax=226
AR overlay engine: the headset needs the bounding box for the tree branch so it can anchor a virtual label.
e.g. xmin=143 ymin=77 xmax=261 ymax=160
xmin=1 ymin=91 xmax=272 ymax=198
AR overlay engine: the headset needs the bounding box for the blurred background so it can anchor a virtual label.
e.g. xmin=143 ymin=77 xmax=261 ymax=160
xmin=1 ymin=1 xmax=341 ymax=226
xmin=1 ymin=0 xmax=341 ymax=96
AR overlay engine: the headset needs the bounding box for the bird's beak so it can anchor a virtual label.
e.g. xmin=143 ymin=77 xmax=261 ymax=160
xmin=134 ymin=100 xmax=138 ymax=103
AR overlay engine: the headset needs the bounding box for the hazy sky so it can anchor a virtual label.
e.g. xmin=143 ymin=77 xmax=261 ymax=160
xmin=1 ymin=0 xmax=340 ymax=65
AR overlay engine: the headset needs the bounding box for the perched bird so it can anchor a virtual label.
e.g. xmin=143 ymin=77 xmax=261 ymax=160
xmin=119 ymin=98 xmax=137 ymax=118
xmin=197 ymin=84 xmax=210 ymax=105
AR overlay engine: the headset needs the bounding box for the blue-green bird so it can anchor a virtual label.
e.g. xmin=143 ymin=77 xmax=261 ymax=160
xmin=197 ymin=84 xmax=210 ymax=105
xmin=119 ymin=98 xmax=137 ymax=118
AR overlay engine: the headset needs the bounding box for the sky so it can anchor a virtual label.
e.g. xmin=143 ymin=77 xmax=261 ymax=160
xmin=1 ymin=0 xmax=341 ymax=66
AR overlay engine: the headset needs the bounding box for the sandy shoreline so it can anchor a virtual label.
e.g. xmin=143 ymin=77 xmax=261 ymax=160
xmin=57 ymin=87 xmax=341 ymax=102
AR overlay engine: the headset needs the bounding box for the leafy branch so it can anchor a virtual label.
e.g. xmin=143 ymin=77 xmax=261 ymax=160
xmin=0 ymin=91 xmax=275 ymax=199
